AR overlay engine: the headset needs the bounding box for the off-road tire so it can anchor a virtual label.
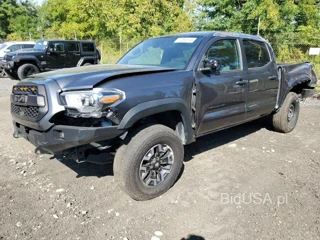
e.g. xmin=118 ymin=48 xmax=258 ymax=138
xmin=113 ymin=124 xmax=184 ymax=201
xmin=17 ymin=64 xmax=39 ymax=80
xmin=272 ymin=92 xmax=300 ymax=133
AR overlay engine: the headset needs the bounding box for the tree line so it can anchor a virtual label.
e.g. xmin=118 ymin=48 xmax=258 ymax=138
xmin=0 ymin=0 xmax=193 ymax=41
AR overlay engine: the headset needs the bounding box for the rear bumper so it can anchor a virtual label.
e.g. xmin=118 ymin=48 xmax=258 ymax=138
xmin=13 ymin=122 xmax=125 ymax=154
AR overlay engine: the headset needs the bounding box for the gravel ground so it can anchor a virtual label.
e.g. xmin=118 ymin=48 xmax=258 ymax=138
xmin=0 ymin=78 xmax=320 ymax=240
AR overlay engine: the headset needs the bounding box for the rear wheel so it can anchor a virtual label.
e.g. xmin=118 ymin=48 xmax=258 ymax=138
xmin=17 ymin=63 xmax=39 ymax=80
xmin=272 ymin=92 xmax=300 ymax=133
xmin=113 ymin=124 xmax=184 ymax=201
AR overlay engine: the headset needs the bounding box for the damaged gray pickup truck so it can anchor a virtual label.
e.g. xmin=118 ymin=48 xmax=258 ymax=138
xmin=11 ymin=32 xmax=317 ymax=200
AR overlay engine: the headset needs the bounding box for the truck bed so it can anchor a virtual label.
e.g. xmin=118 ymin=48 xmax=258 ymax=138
xmin=277 ymin=62 xmax=317 ymax=108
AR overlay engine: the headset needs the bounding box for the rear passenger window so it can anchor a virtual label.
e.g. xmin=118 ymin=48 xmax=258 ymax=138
xmin=67 ymin=42 xmax=80 ymax=52
xmin=82 ymin=43 xmax=95 ymax=52
xmin=243 ymin=40 xmax=270 ymax=68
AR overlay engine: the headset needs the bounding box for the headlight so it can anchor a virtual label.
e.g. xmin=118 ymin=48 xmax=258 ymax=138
xmin=60 ymin=89 xmax=125 ymax=118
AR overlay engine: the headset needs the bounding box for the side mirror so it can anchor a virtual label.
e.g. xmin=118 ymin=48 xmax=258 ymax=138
xmin=200 ymin=59 xmax=219 ymax=73
xmin=4 ymin=49 xmax=11 ymax=53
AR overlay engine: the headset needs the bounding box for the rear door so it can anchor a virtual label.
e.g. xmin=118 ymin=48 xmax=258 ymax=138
xmin=195 ymin=38 xmax=248 ymax=136
xmin=242 ymin=39 xmax=278 ymax=120
xmin=66 ymin=42 xmax=81 ymax=67
xmin=46 ymin=41 xmax=66 ymax=69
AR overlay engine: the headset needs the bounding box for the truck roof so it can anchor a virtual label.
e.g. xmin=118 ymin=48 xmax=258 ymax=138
xmin=160 ymin=31 xmax=266 ymax=41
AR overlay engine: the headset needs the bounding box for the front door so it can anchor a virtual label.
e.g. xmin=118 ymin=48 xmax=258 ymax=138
xmin=195 ymin=38 xmax=248 ymax=136
xmin=46 ymin=42 xmax=66 ymax=69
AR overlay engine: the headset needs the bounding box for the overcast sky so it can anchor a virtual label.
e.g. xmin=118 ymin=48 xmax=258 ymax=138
xmin=34 ymin=0 xmax=44 ymax=6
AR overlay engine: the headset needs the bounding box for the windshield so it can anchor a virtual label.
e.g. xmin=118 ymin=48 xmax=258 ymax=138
xmin=34 ymin=40 xmax=48 ymax=50
xmin=118 ymin=36 xmax=203 ymax=69
xmin=0 ymin=44 xmax=7 ymax=51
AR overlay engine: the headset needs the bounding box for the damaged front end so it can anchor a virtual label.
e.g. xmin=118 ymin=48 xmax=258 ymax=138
xmin=12 ymin=83 xmax=128 ymax=165
xmin=56 ymin=142 xmax=116 ymax=165
xmin=44 ymin=88 xmax=128 ymax=164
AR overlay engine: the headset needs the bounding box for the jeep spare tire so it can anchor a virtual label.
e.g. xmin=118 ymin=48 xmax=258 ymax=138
xmin=17 ymin=63 xmax=40 ymax=80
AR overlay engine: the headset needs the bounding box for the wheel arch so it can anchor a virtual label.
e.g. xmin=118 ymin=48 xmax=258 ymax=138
xmin=77 ymin=57 xmax=96 ymax=66
xmin=276 ymin=64 xmax=316 ymax=110
xmin=16 ymin=56 xmax=42 ymax=70
xmin=118 ymin=98 xmax=195 ymax=145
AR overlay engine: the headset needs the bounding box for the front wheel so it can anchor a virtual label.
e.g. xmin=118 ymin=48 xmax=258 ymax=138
xmin=17 ymin=63 xmax=39 ymax=80
xmin=114 ymin=124 xmax=184 ymax=201
xmin=272 ymin=92 xmax=300 ymax=133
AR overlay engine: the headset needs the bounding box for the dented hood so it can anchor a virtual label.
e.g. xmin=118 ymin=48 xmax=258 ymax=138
xmin=26 ymin=64 xmax=176 ymax=91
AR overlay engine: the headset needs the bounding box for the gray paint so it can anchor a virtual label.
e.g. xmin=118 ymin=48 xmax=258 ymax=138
xmin=10 ymin=31 xmax=317 ymax=153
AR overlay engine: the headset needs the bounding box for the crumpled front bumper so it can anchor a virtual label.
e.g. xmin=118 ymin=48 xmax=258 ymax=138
xmin=13 ymin=121 xmax=125 ymax=154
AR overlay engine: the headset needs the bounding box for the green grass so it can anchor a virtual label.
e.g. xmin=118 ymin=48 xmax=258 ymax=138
xmin=315 ymin=87 xmax=320 ymax=93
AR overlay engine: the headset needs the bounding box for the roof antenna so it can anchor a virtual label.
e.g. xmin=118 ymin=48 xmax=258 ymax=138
xmin=257 ymin=17 xmax=261 ymax=36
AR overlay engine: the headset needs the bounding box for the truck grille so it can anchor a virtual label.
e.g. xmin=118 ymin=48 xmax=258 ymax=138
xmin=11 ymin=85 xmax=47 ymax=122
xmin=11 ymin=104 xmax=39 ymax=119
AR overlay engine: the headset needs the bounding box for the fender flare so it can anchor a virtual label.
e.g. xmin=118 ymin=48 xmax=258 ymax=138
xmin=118 ymin=98 xmax=195 ymax=145
xmin=15 ymin=55 xmax=42 ymax=70
xmin=77 ymin=56 xmax=96 ymax=67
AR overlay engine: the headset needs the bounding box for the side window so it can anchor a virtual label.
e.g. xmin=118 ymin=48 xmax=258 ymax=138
xmin=205 ymin=39 xmax=241 ymax=71
xmin=8 ymin=44 xmax=22 ymax=52
xmin=49 ymin=42 xmax=65 ymax=52
xmin=22 ymin=44 xmax=34 ymax=48
xmin=67 ymin=42 xmax=80 ymax=52
xmin=243 ymin=40 xmax=270 ymax=68
xmin=82 ymin=42 xmax=95 ymax=52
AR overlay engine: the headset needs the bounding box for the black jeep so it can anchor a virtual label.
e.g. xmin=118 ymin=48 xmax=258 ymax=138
xmin=2 ymin=40 xmax=99 ymax=80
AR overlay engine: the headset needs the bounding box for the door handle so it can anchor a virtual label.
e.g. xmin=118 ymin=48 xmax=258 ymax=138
xmin=74 ymin=53 xmax=80 ymax=56
xmin=236 ymin=79 xmax=248 ymax=85
xmin=268 ymin=75 xmax=277 ymax=80
xmin=60 ymin=54 xmax=66 ymax=56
